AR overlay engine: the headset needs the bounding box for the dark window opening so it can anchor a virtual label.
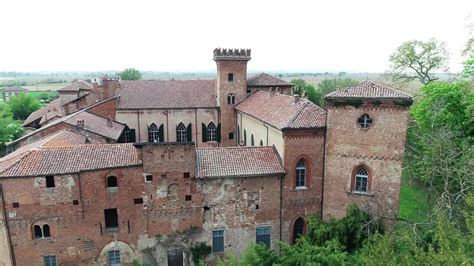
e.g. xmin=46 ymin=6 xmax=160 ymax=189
xmin=107 ymin=176 xmax=118 ymax=188
xmin=255 ymin=204 xmax=259 ymax=210
xmin=148 ymin=123 xmax=160 ymax=142
xmin=251 ymin=134 xmax=255 ymax=146
xmin=247 ymin=89 xmax=251 ymax=94
xmin=183 ymin=172 xmax=190 ymax=178
xmin=256 ymin=226 xmax=271 ymax=248
xmin=293 ymin=217 xmax=305 ymax=244
xmin=104 ymin=208 xmax=119 ymax=229
xmin=73 ymin=200 xmax=79 ymax=205
xmin=296 ymin=159 xmax=306 ymax=188
xmin=212 ymin=230 xmax=224 ymax=253
xmin=12 ymin=202 xmax=19 ymax=208
xmin=228 ymin=73 xmax=234 ymax=82
xmin=227 ymin=94 xmax=235 ymax=105
xmin=185 ymin=195 xmax=192 ymax=201
xmin=45 ymin=176 xmax=55 ymax=188
xmin=34 ymin=225 xmax=43 ymax=239
xmin=43 ymin=224 xmax=51 ymax=238
xmin=203 ymin=206 xmax=210 ymax=211
xmin=229 ymin=132 xmax=234 ymax=140
xmin=134 ymin=198 xmax=144 ymax=204
xmin=167 ymin=248 xmax=184 ymax=266
xmin=357 ymin=114 xmax=373 ymax=128
xmin=259 ymin=140 xmax=263 ymax=146
xmin=145 ymin=174 xmax=153 ymax=182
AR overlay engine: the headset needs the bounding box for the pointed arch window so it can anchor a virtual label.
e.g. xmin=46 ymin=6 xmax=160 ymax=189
xmin=251 ymin=134 xmax=255 ymax=146
xmin=176 ymin=123 xmax=187 ymax=142
xmin=293 ymin=217 xmax=305 ymax=244
xmin=295 ymin=159 xmax=306 ymax=188
xmin=259 ymin=140 xmax=264 ymax=146
xmin=353 ymin=166 xmax=370 ymax=193
xmin=148 ymin=123 xmax=160 ymax=142
xmin=207 ymin=122 xmax=217 ymax=142
xmin=243 ymin=130 xmax=247 ymax=146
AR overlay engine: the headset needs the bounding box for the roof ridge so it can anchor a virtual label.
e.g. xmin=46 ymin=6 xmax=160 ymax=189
xmin=284 ymin=100 xmax=310 ymax=127
xmin=0 ymin=150 xmax=33 ymax=175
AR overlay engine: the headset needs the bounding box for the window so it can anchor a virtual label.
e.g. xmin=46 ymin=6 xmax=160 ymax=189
xmin=119 ymin=126 xmax=136 ymax=143
xmin=295 ymin=159 xmax=306 ymax=188
xmin=104 ymin=209 xmax=119 ymax=229
xmin=108 ymin=250 xmax=120 ymax=266
xmin=227 ymin=94 xmax=235 ymax=105
xmin=176 ymin=122 xmax=191 ymax=142
xmin=185 ymin=195 xmax=192 ymax=201
xmin=43 ymin=224 xmax=51 ymax=238
xmin=183 ymin=172 xmax=190 ymax=178
xmin=167 ymin=248 xmax=183 ymax=266
xmin=134 ymin=198 xmax=144 ymax=204
xmin=243 ymin=130 xmax=247 ymax=146
xmin=212 ymin=230 xmax=224 ymax=253
xmin=228 ymin=73 xmax=234 ymax=81
xmin=256 ymin=226 xmax=271 ymax=248
xmin=73 ymin=200 xmax=79 ymax=205
xmin=43 ymin=255 xmax=57 ymax=266
xmin=107 ymin=176 xmax=118 ymax=188
xmin=259 ymin=140 xmax=263 ymax=146
xmin=45 ymin=176 xmax=55 ymax=188
xmin=34 ymin=225 xmax=42 ymax=239
xmin=148 ymin=123 xmax=160 ymax=142
xmin=354 ymin=167 xmax=369 ymax=193
xmin=229 ymin=132 xmax=234 ymax=140
xmin=145 ymin=174 xmax=153 ymax=182
xmin=357 ymin=114 xmax=373 ymax=129
xmin=293 ymin=218 xmax=305 ymax=244
xmin=251 ymin=134 xmax=255 ymax=146
xmin=207 ymin=122 xmax=217 ymax=142
xmin=12 ymin=202 xmax=19 ymax=208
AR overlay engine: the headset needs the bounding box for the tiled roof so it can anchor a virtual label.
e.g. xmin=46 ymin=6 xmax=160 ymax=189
xmin=23 ymin=99 xmax=61 ymax=127
xmin=57 ymin=80 xmax=93 ymax=92
xmin=235 ymin=91 xmax=326 ymax=130
xmin=63 ymin=111 xmax=125 ymax=140
xmin=196 ymin=146 xmax=285 ymax=178
xmin=0 ymin=143 xmax=141 ymax=178
xmin=117 ymin=80 xmax=217 ymax=109
xmin=325 ymin=80 xmax=413 ymax=100
xmin=247 ymin=73 xmax=291 ymax=87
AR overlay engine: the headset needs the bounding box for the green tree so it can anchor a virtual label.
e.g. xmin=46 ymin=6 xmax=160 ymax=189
xmin=119 ymin=68 xmax=142 ymax=80
xmin=389 ymin=39 xmax=449 ymax=84
xmin=0 ymin=116 xmax=23 ymax=155
xmin=317 ymin=78 xmax=358 ymax=105
xmin=290 ymin=79 xmax=323 ymax=105
xmin=7 ymin=93 xmax=41 ymax=120
xmin=290 ymin=78 xmax=306 ymax=95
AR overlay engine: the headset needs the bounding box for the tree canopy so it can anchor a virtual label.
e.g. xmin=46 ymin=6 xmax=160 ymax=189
xmin=7 ymin=93 xmax=41 ymax=120
xmin=389 ymin=39 xmax=449 ymax=84
xmin=119 ymin=68 xmax=142 ymax=80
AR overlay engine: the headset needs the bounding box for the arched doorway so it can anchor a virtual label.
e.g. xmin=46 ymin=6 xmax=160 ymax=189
xmin=292 ymin=217 xmax=305 ymax=244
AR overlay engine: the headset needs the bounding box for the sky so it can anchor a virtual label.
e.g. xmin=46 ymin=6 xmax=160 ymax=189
xmin=0 ymin=0 xmax=472 ymax=73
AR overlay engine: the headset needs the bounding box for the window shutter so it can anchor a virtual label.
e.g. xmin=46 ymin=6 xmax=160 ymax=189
xmin=176 ymin=125 xmax=179 ymax=142
xmin=158 ymin=124 xmax=164 ymax=142
xmin=216 ymin=123 xmax=221 ymax=142
xmin=187 ymin=123 xmax=192 ymax=142
xmin=147 ymin=125 xmax=151 ymax=142
xmin=202 ymin=123 xmax=207 ymax=142
xmin=130 ymin=129 xmax=136 ymax=142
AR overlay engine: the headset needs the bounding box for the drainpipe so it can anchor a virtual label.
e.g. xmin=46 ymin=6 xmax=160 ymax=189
xmin=136 ymin=110 xmax=141 ymax=142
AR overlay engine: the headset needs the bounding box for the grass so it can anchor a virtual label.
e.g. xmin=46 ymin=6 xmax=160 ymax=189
xmin=399 ymin=176 xmax=430 ymax=223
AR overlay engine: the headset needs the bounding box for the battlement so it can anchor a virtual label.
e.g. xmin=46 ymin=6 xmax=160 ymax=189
xmin=213 ymin=48 xmax=251 ymax=61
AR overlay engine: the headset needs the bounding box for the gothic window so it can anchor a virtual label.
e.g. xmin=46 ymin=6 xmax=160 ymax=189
xmin=259 ymin=140 xmax=263 ymax=146
xmin=292 ymin=217 xmax=305 ymax=244
xmin=43 ymin=224 xmax=51 ymax=238
xmin=207 ymin=122 xmax=217 ymax=142
xmin=176 ymin=123 xmax=187 ymax=142
xmin=357 ymin=114 xmax=373 ymax=129
xmin=119 ymin=125 xmax=136 ymax=143
xmin=148 ymin=123 xmax=160 ymax=142
xmin=353 ymin=166 xmax=369 ymax=193
xmin=34 ymin=225 xmax=43 ymax=239
xmin=107 ymin=176 xmax=118 ymax=188
xmin=251 ymin=134 xmax=255 ymax=146
xmin=295 ymin=159 xmax=306 ymax=188
xmin=227 ymin=94 xmax=235 ymax=105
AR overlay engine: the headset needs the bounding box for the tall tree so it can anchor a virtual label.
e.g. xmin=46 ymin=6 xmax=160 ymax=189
xmin=389 ymin=39 xmax=449 ymax=84
xmin=7 ymin=93 xmax=41 ymax=120
xmin=119 ymin=68 xmax=142 ymax=80
xmin=317 ymin=78 xmax=358 ymax=105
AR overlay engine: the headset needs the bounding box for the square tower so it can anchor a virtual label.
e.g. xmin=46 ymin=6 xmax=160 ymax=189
xmin=214 ymin=48 xmax=251 ymax=147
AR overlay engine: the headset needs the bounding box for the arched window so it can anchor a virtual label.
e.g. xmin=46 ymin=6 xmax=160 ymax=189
xmin=34 ymin=225 xmax=42 ymax=239
xmin=353 ymin=166 xmax=369 ymax=193
xmin=357 ymin=114 xmax=373 ymax=129
xmin=43 ymin=224 xmax=51 ymax=238
xmin=207 ymin=122 xmax=217 ymax=142
xmin=107 ymin=176 xmax=118 ymax=188
xmin=251 ymin=134 xmax=255 ymax=146
xmin=295 ymin=159 xmax=306 ymax=188
xmin=176 ymin=122 xmax=187 ymax=142
xmin=259 ymin=140 xmax=263 ymax=146
xmin=293 ymin=217 xmax=305 ymax=244
xmin=243 ymin=130 xmax=247 ymax=146
xmin=227 ymin=94 xmax=235 ymax=105
xmin=148 ymin=123 xmax=159 ymax=142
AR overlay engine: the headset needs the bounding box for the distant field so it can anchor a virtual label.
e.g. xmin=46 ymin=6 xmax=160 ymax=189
xmin=0 ymin=90 xmax=59 ymax=104
xmin=24 ymin=84 xmax=68 ymax=91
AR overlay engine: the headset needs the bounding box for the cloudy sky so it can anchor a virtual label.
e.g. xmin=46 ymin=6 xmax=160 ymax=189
xmin=0 ymin=0 xmax=472 ymax=72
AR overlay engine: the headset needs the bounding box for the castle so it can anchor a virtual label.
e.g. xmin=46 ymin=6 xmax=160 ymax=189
xmin=0 ymin=48 xmax=412 ymax=265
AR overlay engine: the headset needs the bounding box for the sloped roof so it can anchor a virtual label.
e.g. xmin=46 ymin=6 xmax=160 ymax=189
xmin=23 ymin=98 xmax=61 ymax=127
xmin=3 ymin=86 xmax=28 ymax=92
xmin=247 ymin=73 xmax=291 ymax=87
xmin=235 ymin=91 xmax=326 ymax=130
xmin=0 ymin=143 xmax=141 ymax=178
xmin=57 ymin=80 xmax=93 ymax=92
xmin=117 ymin=80 xmax=217 ymax=109
xmin=195 ymin=146 xmax=285 ymax=178
xmin=325 ymin=80 xmax=413 ymax=100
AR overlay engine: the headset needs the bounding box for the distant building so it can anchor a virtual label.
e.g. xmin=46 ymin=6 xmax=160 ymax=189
xmin=1 ymin=86 xmax=28 ymax=102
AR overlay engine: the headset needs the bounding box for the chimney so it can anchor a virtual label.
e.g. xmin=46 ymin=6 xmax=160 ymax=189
xmin=294 ymin=94 xmax=301 ymax=103
xmin=107 ymin=116 xmax=113 ymax=127
xmin=77 ymin=119 xmax=85 ymax=128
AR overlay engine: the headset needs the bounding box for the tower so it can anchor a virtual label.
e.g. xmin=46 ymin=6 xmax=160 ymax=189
xmin=214 ymin=48 xmax=251 ymax=147
xmin=322 ymin=81 xmax=413 ymax=222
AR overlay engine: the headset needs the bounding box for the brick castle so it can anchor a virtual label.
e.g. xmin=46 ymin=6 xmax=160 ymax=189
xmin=0 ymin=48 xmax=412 ymax=265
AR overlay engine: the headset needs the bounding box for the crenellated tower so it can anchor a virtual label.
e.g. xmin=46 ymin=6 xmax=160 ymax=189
xmin=214 ymin=48 xmax=251 ymax=147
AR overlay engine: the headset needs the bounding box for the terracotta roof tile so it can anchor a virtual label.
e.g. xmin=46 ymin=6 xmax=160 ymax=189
xmin=196 ymin=146 xmax=285 ymax=178
xmin=247 ymin=73 xmax=291 ymax=87
xmin=57 ymin=80 xmax=93 ymax=92
xmin=63 ymin=111 xmax=125 ymax=140
xmin=0 ymin=143 xmax=141 ymax=177
xmin=325 ymin=80 xmax=413 ymax=100
xmin=235 ymin=91 xmax=326 ymax=130
xmin=23 ymin=99 xmax=61 ymax=127
xmin=117 ymin=80 xmax=217 ymax=109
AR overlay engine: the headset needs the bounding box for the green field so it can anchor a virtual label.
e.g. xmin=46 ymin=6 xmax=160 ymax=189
xmin=0 ymin=90 xmax=59 ymax=104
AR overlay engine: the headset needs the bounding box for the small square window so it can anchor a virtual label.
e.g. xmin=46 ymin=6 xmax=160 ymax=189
xmin=212 ymin=230 xmax=224 ymax=253
xmin=45 ymin=176 xmax=55 ymax=188
xmin=108 ymin=250 xmax=120 ymax=265
xmin=256 ymin=226 xmax=271 ymax=248
xmin=228 ymin=73 xmax=234 ymax=82
xmin=134 ymin=198 xmax=144 ymax=204
xmin=145 ymin=174 xmax=153 ymax=182
xmin=185 ymin=195 xmax=192 ymax=201
xmin=43 ymin=255 xmax=57 ymax=266
xmin=183 ymin=172 xmax=190 ymax=178
xmin=228 ymin=132 xmax=234 ymax=140
xmin=72 ymin=200 xmax=79 ymax=205
xmin=12 ymin=202 xmax=19 ymax=208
